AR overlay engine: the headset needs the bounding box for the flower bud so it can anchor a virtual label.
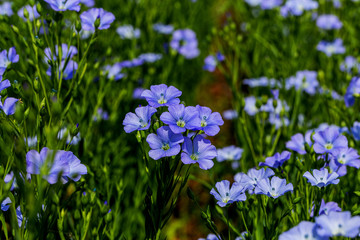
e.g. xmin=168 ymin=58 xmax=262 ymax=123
xmin=304 ymin=142 xmax=311 ymax=153
xmin=23 ymin=8 xmax=29 ymax=20
xmin=34 ymin=78 xmax=40 ymax=93
xmin=29 ymin=0 xmax=35 ymax=6
xmin=35 ymin=36 xmax=44 ymax=48
xmin=36 ymin=3 xmax=42 ymax=14
xmin=45 ymin=14 xmax=52 ymax=24
xmin=74 ymin=209 xmax=81 ymax=220
xmin=272 ymin=99 xmax=278 ymax=109
xmin=153 ymin=120 xmax=160 ymax=131
xmin=94 ymin=18 xmax=101 ymax=29
xmin=36 ymin=19 xmax=41 ymax=29
xmin=255 ymin=99 xmax=262 ymax=109
xmin=90 ymin=192 xmax=96 ymax=205
xmin=11 ymin=25 xmax=20 ymax=35
xmin=105 ymin=211 xmax=112 ymax=222
xmin=24 ymin=108 xmax=30 ymax=120
xmin=75 ymin=20 xmax=82 ymax=32
xmin=82 ymin=193 xmax=89 ymax=206
xmin=51 ymin=192 xmax=60 ymax=204
xmin=71 ymin=124 xmax=80 ymax=136
xmin=261 ymin=95 xmax=268 ymax=105
xmin=318 ymin=70 xmax=325 ymax=82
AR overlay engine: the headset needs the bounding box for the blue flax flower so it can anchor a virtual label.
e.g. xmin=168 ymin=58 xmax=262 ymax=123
xmin=210 ymin=180 xmax=247 ymax=207
xmin=80 ymin=0 xmax=94 ymax=7
xmin=160 ymin=104 xmax=198 ymax=133
xmin=286 ymin=132 xmax=313 ymax=155
xmin=46 ymin=60 xmax=78 ymax=80
xmin=153 ymin=23 xmax=174 ymax=34
xmin=222 ymin=109 xmax=238 ymax=120
xmin=243 ymin=77 xmax=280 ymax=88
xmin=181 ymin=135 xmax=217 ymax=170
xmin=18 ymin=5 xmax=39 ymax=21
xmin=187 ymin=105 xmax=224 ymax=136
xmin=234 ymin=168 xmax=275 ymax=193
xmin=93 ymin=108 xmax=109 ymax=121
xmin=279 ymin=221 xmax=328 ymax=240
xmin=132 ymin=88 xmax=145 ymax=100
xmin=0 ymin=47 xmax=19 ymax=75
xmin=261 ymin=0 xmax=282 ymax=10
xmin=285 ymin=70 xmax=319 ymax=95
xmin=203 ymin=52 xmax=225 ymax=72
xmin=116 ymin=25 xmax=141 ymax=39
xmin=340 ymin=56 xmax=360 ymax=73
xmin=303 ymin=168 xmax=339 ymax=188
xmin=198 ymin=234 xmax=219 ymax=240
xmin=0 ymin=76 xmax=10 ymax=92
xmin=44 ymin=0 xmax=81 ymax=12
xmin=103 ymin=63 xmax=124 ymax=81
xmin=0 ymin=96 xmax=18 ymax=115
xmin=259 ymin=151 xmax=291 ymax=168
xmin=141 ymin=84 xmax=182 ymax=108
xmin=334 ymin=147 xmax=360 ymax=167
xmin=26 ymin=147 xmax=87 ymax=184
xmin=59 ymin=150 xmax=87 ymax=182
xmin=170 ymin=29 xmax=200 ymax=59
xmin=315 ymin=211 xmax=360 ymax=238
xmin=351 ymin=121 xmax=360 ymax=140
xmin=44 ymin=44 xmax=78 ymax=62
xmin=123 ymin=105 xmax=157 ymax=133
xmin=80 ymin=8 xmax=115 ymax=31
xmin=254 ymin=176 xmax=293 ymax=199
xmin=16 ymin=206 xmax=23 ymax=227
xmin=217 ymin=145 xmax=243 ymax=169
xmin=344 ymin=77 xmax=360 ymax=107
xmin=138 ymin=53 xmax=162 ymax=63
xmin=280 ymin=0 xmax=318 ymax=17
xmin=217 ymin=146 xmax=243 ymax=162
xmin=316 ymin=15 xmax=342 ymax=30
xmin=146 ymin=126 xmax=184 ymax=160
xmin=57 ymin=128 xmax=81 ymax=145
xmin=0 ymin=2 xmax=13 ymax=16
xmin=244 ymin=0 xmax=262 ymax=6
xmin=1 ymin=197 xmax=11 ymax=211
xmin=4 ymin=171 xmax=17 ymax=190
xmin=319 ymin=199 xmax=342 ymax=216
xmin=244 ymin=96 xmax=258 ymax=116
xmin=313 ymin=127 xmax=348 ymax=155
xmin=317 ymin=39 xmax=345 ymax=57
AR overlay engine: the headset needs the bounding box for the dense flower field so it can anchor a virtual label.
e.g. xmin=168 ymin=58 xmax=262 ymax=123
xmin=1 ymin=0 xmax=360 ymax=239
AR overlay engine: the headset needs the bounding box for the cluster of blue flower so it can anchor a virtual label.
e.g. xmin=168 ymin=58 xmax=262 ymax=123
xmin=123 ymin=84 xmax=224 ymax=170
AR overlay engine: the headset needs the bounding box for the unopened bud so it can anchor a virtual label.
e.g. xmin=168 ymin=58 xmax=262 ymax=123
xmin=255 ymin=99 xmax=262 ymax=109
xmin=94 ymin=18 xmax=101 ymax=29
xmin=261 ymin=95 xmax=268 ymax=105
xmin=272 ymin=99 xmax=278 ymax=109
xmin=36 ymin=3 xmax=42 ymax=14
xmin=75 ymin=20 xmax=82 ymax=32
xmin=11 ymin=25 xmax=20 ymax=35
xmin=23 ymin=8 xmax=29 ymax=20
xmin=34 ymin=78 xmax=40 ymax=93
xmin=71 ymin=124 xmax=80 ymax=136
